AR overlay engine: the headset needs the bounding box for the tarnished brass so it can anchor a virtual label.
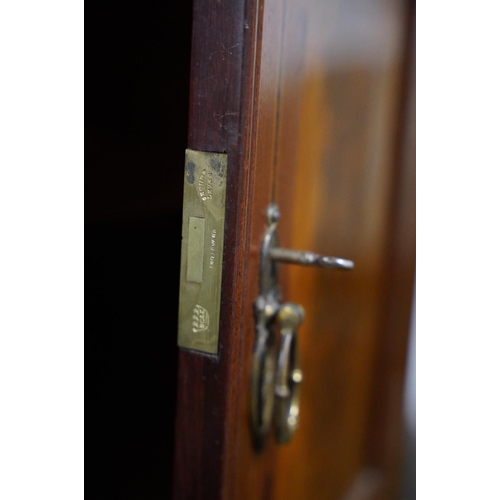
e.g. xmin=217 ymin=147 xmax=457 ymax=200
xmin=274 ymin=303 xmax=304 ymax=444
xmin=187 ymin=217 xmax=205 ymax=283
xmin=177 ymin=149 xmax=227 ymax=354
xmin=250 ymin=203 xmax=354 ymax=448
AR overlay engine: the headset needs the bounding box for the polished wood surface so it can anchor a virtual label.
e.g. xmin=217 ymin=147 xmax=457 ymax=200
xmin=174 ymin=0 xmax=415 ymax=499
xmin=272 ymin=1 xmax=415 ymax=499
xmin=232 ymin=1 xmax=415 ymax=499
xmin=173 ymin=0 xmax=258 ymax=498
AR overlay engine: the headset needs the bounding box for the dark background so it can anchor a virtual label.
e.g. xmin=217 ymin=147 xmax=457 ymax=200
xmin=86 ymin=3 xmax=192 ymax=498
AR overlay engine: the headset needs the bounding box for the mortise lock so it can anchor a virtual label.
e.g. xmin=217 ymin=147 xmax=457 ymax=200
xmin=250 ymin=204 xmax=354 ymax=448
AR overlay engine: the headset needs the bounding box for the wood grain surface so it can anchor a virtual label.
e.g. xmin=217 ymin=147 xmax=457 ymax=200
xmin=174 ymin=1 xmax=415 ymax=499
xmin=173 ymin=0 xmax=261 ymax=498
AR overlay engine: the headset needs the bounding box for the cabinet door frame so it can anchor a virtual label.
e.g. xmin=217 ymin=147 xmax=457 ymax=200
xmin=173 ymin=1 xmax=415 ymax=499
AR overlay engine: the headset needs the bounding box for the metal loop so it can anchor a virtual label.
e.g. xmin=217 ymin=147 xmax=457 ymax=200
xmin=251 ymin=203 xmax=354 ymax=448
xmin=274 ymin=303 xmax=303 ymax=444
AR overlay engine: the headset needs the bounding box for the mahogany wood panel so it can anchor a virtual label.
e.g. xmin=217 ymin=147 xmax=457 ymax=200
xmin=270 ymin=2 xmax=415 ymax=499
xmin=272 ymin=1 xmax=413 ymax=498
xmin=365 ymin=6 xmax=416 ymax=499
xmin=173 ymin=0 xmax=264 ymax=498
xmin=174 ymin=1 xmax=415 ymax=499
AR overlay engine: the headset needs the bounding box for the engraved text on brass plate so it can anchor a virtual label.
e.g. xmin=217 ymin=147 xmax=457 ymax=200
xmin=177 ymin=149 xmax=227 ymax=354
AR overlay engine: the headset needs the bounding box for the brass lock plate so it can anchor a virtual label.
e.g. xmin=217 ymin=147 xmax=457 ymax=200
xmin=177 ymin=149 xmax=227 ymax=354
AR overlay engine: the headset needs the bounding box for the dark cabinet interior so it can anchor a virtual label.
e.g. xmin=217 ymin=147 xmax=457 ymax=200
xmin=85 ymin=3 xmax=193 ymax=498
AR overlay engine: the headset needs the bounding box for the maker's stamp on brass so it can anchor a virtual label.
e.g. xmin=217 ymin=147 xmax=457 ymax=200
xmin=177 ymin=149 xmax=227 ymax=354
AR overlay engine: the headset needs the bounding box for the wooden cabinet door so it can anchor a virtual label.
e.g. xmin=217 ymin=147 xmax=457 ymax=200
xmin=174 ymin=1 xmax=415 ymax=499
